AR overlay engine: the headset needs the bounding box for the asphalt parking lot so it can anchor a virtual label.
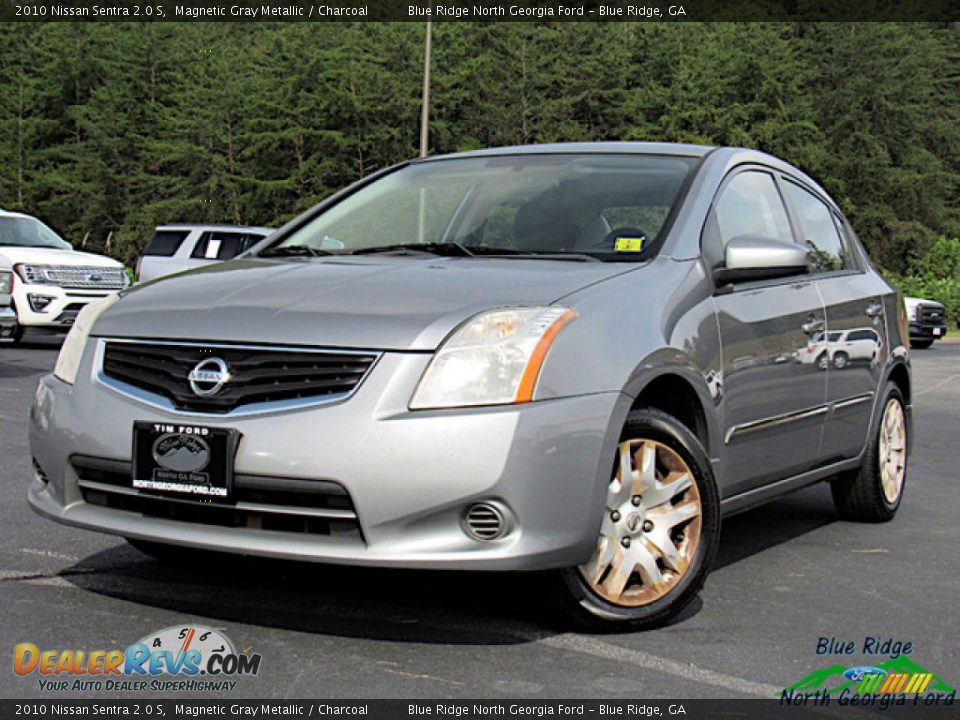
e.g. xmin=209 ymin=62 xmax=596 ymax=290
xmin=1 ymin=335 xmax=958 ymax=700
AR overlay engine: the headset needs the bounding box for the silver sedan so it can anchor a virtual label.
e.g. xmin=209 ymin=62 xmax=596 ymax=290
xmin=29 ymin=143 xmax=911 ymax=628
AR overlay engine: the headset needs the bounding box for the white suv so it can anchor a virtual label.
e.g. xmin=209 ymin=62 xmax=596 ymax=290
xmin=799 ymin=327 xmax=882 ymax=369
xmin=0 ymin=255 xmax=15 ymax=339
xmin=0 ymin=210 xmax=128 ymax=342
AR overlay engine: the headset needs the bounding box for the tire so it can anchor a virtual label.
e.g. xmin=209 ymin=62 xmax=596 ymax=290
xmin=10 ymin=323 xmax=24 ymax=345
xmin=816 ymin=353 xmax=829 ymax=371
xmin=832 ymin=352 xmax=849 ymax=370
xmin=910 ymin=339 xmax=933 ymax=350
xmin=830 ymin=381 xmax=908 ymax=522
xmin=555 ymin=408 xmax=720 ymax=630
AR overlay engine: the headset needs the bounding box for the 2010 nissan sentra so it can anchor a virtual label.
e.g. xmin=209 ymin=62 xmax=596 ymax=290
xmin=28 ymin=143 xmax=912 ymax=629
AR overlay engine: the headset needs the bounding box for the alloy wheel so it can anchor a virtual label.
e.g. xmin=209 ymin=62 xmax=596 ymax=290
xmin=579 ymin=439 xmax=702 ymax=607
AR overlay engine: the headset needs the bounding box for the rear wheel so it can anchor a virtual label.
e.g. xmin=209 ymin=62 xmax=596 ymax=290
xmin=556 ymin=408 xmax=720 ymax=629
xmin=831 ymin=382 xmax=907 ymax=522
xmin=910 ymin=339 xmax=933 ymax=350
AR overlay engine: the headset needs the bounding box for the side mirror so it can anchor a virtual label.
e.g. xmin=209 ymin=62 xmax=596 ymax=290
xmin=714 ymin=235 xmax=809 ymax=285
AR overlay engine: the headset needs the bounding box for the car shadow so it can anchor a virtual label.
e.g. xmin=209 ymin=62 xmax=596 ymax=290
xmin=0 ymin=361 xmax=51 ymax=379
xmin=714 ymin=482 xmax=838 ymax=569
xmin=62 ymin=484 xmax=836 ymax=644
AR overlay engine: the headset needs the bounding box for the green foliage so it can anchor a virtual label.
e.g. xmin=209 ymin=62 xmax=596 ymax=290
xmin=0 ymin=21 xmax=957 ymax=280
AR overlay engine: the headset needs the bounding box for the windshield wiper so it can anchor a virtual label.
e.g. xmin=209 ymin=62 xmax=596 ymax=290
xmin=350 ymin=242 xmax=475 ymax=257
xmin=259 ymin=244 xmax=334 ymax=257
xmin=349 ymin=243 xmax=601 ymax=262
xmin=474 ymin=250 xmax=603 ymax=262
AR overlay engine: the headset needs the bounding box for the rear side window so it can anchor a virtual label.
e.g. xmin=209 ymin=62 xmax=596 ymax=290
xmin=191 ymin=232 xmax=264 ymax=260
xmin=782 ymin=182 xmax=849 ymax=273
xmin=143 ymin=231 xmax=189 ymax=257
xmin=714 ymin=171 xmax=793 ymax=247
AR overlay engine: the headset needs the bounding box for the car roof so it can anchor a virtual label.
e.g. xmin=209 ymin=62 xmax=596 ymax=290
xmin=0 ymin=209 xmax=34 ymax=220
xmin=155 ymin=224 xmax=273 ymax=233
xmin=418 ymin=141 xmax=715 ymax=162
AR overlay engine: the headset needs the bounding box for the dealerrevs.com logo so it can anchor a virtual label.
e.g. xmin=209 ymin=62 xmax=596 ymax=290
xmin=14 ymin=625 xmax=262 ymax=693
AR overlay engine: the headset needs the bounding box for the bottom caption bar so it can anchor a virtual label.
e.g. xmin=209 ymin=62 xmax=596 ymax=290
xmin=4 ymin=699 xmax=960 ymax=719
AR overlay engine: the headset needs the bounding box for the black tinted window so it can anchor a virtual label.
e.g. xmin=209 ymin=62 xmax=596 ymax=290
xmin=144 ymin=231 xmax=189 ymax=257
xmin=783 ymin=182 xmax=849 ymax=273
xmin=191 ymin=232 xmax=265 ymax=260
xmin=714 ymin=171 xmax=793 ymax=247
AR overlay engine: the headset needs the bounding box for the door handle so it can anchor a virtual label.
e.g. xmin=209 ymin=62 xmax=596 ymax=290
xmin=866 ymin=301 xmax=884 ymax=318
xmin=802 ymin=316 xmax=825 ymax=335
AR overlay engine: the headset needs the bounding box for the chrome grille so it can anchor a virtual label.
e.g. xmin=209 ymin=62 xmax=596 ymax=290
xmin=20 ymin=264 xmax=127 ymax=289
xmin=101 ymin=341 xmax=378 ymax=414
xmin=919 ymin=305 xmax=944 ymax=322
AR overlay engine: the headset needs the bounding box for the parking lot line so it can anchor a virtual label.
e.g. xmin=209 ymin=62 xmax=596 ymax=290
xmin=538 ymin=634 xmax=781 ymax=697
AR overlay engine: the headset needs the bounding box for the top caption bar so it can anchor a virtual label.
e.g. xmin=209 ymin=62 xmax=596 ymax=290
xmin=2 ymin=0 xmax=959 ymax=22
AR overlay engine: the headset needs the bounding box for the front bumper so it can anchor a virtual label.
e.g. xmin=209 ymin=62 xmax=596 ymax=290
xmin=29 ymin=345 xmax=627 ymax=570
xmin=12 ymin=284 xmax=116 ymax=329
xmin=909 ymin=320 xmax=947 ymax=341
xmin=0 ymin=307 xmax=16 ymax=338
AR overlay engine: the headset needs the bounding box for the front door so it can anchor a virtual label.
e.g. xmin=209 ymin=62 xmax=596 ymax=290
xmin=709 ymin=169 xmax=828 ymax=497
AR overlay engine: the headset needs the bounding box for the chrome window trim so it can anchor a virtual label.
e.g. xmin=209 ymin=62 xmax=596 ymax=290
xmin=93 ymin=337 xmax=382 ymax=418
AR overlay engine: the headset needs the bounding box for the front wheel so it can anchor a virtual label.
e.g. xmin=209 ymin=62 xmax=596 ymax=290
xmin=831 ymin=381 xmax=908 ymax=522
xmin=555 ymin=408 xmax=720 ymax=630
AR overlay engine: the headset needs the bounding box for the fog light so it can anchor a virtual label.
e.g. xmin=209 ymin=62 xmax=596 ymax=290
xmin=462 ymin=502 xmax=508 ymax=542
xmin=28 ymin=294 xmax=54 ymax=312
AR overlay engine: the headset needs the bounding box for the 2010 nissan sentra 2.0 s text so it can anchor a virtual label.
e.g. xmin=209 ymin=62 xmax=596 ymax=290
xmin=29 ymin=143 xmax=912 ymax=629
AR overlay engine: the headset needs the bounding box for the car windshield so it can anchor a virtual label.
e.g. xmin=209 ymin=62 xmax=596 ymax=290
xmin=0 ymin=216 xmax=71 ymax=249
xmin=263 ymin=154 xmax=697 ymax=260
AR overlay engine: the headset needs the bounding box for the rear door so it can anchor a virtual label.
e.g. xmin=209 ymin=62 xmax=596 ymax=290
xmin=781 ymin=180 xmax=887 ymax=461
xmin=709 ymin=169 xmax=828 ymax=496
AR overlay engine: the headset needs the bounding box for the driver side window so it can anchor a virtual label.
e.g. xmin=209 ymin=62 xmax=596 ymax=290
xmin=715 ymin=171 xmax=794 ymax=247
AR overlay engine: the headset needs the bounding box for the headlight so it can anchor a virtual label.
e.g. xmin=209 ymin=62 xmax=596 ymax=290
xmin=14 ymin=263 xmax=49 ymax=284
xmin=13 ymin=263 xmax=47 ymax=285
xmin=53 ymin=295 xmax=119 ymax=385
xmin=410 ymin=307 xmax=577 ymax=410
xmin=0 ymin=270 xmax=10 ymax=294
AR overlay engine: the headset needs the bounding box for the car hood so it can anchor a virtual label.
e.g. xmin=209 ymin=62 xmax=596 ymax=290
xmin=95 ymin=256 xmax=638 ymax=350
xmin=0 ymin=246 xmax=123 ymax=267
